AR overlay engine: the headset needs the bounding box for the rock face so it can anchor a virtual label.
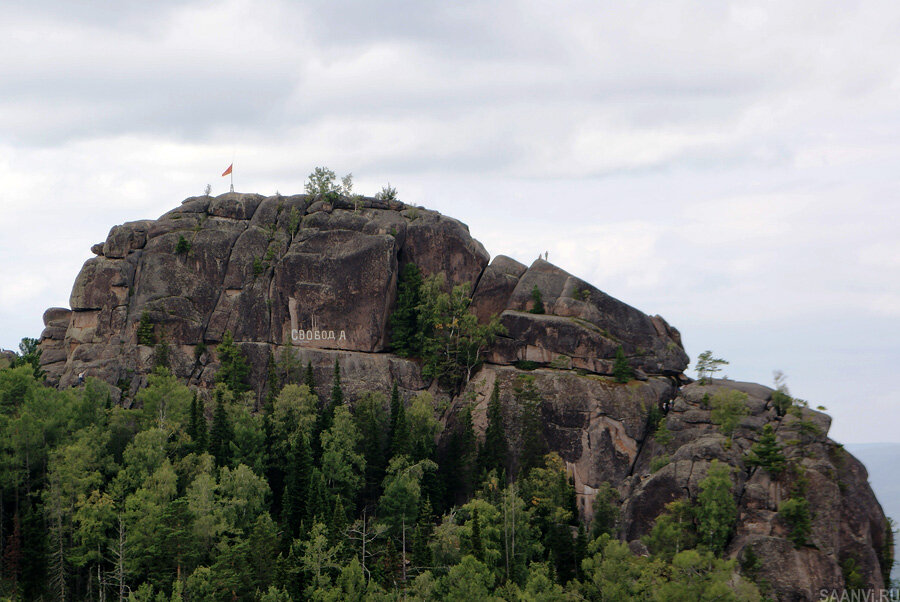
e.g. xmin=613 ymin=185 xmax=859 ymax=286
xmin=37 ymin=191 xmax=891 ymax=599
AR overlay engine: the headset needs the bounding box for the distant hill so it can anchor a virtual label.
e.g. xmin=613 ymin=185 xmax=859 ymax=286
xmin=847 ymin=443 xmax=900 ymax=584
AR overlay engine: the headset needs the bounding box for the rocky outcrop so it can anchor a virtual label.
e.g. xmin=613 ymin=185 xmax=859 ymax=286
xmin=39 ymin=192 xmax=686 ymax=395
xmin=618 ymin=380 xmax=891 ymax=601
xmin=35 ymin=191 xmax=890 ymax=597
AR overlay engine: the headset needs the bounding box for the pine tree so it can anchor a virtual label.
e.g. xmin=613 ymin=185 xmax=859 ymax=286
xmin=329 ymin=497 xmax=348 ymax=544
xmin=575 ymin=523 xmax=589 ymax=580
xmin=215 ymin=330 xmax=250 ymax=393
xmin=306 ymin=468 xmax=331 ymax=524
xmin=389 ymin=262 xmax=423 ymax=356
xmin=330 ymin=358 xmax=343 ymax=408
xmin=265 ymin=350 xmax=279 ymax=411
xmin=516 ymin=375 xmax=547 ymax=477
xmin=209 ymin=390 xmax=232 ymax=467
xmin=187 ymin=392 xmax=200 ymax=442
xmin=137 ymin=310 xmax=156 ymax=345
xmin=389 ymin=382 xmax=409 ymax=459
xmin=613 ymin=346 xmax=633 ymax=383
xmin=469 ymin=507 xmax=484 ymax=562
xmin=195 ymin=396 xmax=208 ymax=451
xmin=696 ymin=460 xmax=737 ymax=554
xmin=745 ymin=424 xmax=786 ymax=476
xmin=442 ymin=406 xmax=477 ymax=504
xmin=529 ymin=285 xmax=545 ymax=314
xmin=282 ymin=433 xmax=312 ymax=538
xmin=478 ymin=381 xmax=508 ymax=479
xmin=304 ymin=361 xmax=317 ymax=397
xmin=411 ymin=497 xmax=434 ymax=570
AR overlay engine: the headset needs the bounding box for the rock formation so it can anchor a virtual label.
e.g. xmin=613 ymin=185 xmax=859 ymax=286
xmin=37 ymin=192 xmax=892 ymax=600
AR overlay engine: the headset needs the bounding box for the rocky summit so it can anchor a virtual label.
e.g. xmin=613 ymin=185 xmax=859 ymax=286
xmin=38 ymin=192 xmax=892 ymax=600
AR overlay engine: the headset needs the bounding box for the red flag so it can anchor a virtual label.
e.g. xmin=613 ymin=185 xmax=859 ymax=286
xmin=221 ymin=164 xmax=233 ymax=177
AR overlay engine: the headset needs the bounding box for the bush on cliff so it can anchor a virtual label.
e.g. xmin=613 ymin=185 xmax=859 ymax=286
xmin=418 ymin=273 xmax=505 ymax=391
xmin=389 ymin=263 xmax=424 ymax=357
xmin=215 ymin=330 xmax=250 ymax=393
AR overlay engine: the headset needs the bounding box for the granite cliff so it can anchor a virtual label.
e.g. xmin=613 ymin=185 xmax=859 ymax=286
xmin=37 ymin=192 xmax=892 ymax=600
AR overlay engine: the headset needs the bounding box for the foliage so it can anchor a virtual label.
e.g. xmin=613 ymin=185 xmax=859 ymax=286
xmin=0 ymin=345 xmax=796 ymax=600
xmin=772 ymin=390 xmax=793 ymax=417
xmin=650 ymin=455 xmax=670 ymax=473
xmin=695 ymin=350 xmax=729 ymax=383
xmin=654 ymin=416 xmax=673 ymax=447
xmin=418 ymin=273 xmax=505 ymax=391
xmin=12 ymin=337 xmax=44 ymax=380
xmin=477 ymin=381 xmax=508 ymax=479
xmin=136 ymin=310 xmax=156 ymax=346
xmin=710 ymin=388 xmax=749 ymax=439
xmin=389 ymin=262 xmax=423 ymax=357
xmin=696 ymin=460 xmax=737 ymax=555
xmin=613 ymin=346 xmax=633 ymax=383
xmin=529 ymin=285 xmax=545 ymax=314
xmin=174 ymin=234 xmax=191 ymax=255
xmin=745 ymin=424 xmax=786 ymax=475
xmin=215 ymin=330 xmax=250 ymax=393
xmin=304 ymin=166 xmax=341 ymax=197
xmin=779 ymin=497 xmax=812 ymax=548
xmin=375 ymin=183 xmax=398 ymax=201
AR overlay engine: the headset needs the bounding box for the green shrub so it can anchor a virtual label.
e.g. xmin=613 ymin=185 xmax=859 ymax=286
xmin=514 ymin=360 xmax=540 ymax=371
xmin=529 ymin=285 xmax=545 ymax=314
xmin=779 ymin=469 xmax=812 ymax=548
xmin=654 ymin=418 xmax=673 ymax=447
xmin=772 ymin=389 xmax=793 ymax=416
xmin=613 ymin=347 xmax=633 ymax=383
xmin=841 ymin=557 xmax=866 ymax=592
xmin=745 ymin=424 xmax=786 ymax=475
xmin=175 ymin=235 xmax=191 ymax=255
xmin=215 ymin=330 xmax=250 ymax=393
xmin=389 ymin=263 xmax=423 ymax=357
xmin=152 ymin=340 xmax=169 ymax=369
xmin=287 ymin=206 xmax=301 ymax=236
xmin=375 ymin=184 xmax=398 ymax=201
xmin=650 ymin=455 xmax=670 ymax=473
xmin=696 ymin=460 xmax=737 ymax=555
xmin=710 ymin=389 xmax=749 ymax=439
xmin=137 ymin=311 xmax=156 ymax=346
xmin=252 ymin=258 xmax=265 ymax=276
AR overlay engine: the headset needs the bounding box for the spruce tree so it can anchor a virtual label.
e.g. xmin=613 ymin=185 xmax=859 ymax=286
xmin=209 ymin=390 xmax=232 ymax=467
xmin=304 ymin=361 xmax=317 ymax=397
xmin=469 ymin=507 xmax=483 ymax=561
xmin=265 ymin=349 xmax=279 ymax=411
xmin=745 ymin=424 xmax=786 ymax=476
xmin=313 ymin=359 xmax=342 ymax=460
xmin=330 ymin=358 xmax=343 ymax=407
xmin=306 ymin=468 xmax=331 ymax=524
xmin=195 ymin=397 xmax=208 ymax=451
xmin=389 ymin=382 xmax=409 ymax=458
xmin=389 ymin=262 xmax=423 ymax=356
xmin=215 ymin=330 xmax=250 ymax=393
xmin=283 ymin=433 xmax=312 ymax=538
xmin=613 ymin=346 xmax=633 ymax=383
xmin=696 ymin=460 xmax=737 ymax=554
xmin=529 ymin=285 xmax=545 ymax=314
xmin=187 ymin=392 xmax=200 ymax=443
xmin=478 ymin=381 xmax=508 ymax=479
xmin=442 ymin=406 xmax=477 ymax=503
xmin=516 ymin=375 xmax=547 ymax=477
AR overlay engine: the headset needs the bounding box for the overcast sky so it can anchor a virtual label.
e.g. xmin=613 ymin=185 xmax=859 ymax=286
xmin=1 ymin=1 xmax=898 ymax=443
